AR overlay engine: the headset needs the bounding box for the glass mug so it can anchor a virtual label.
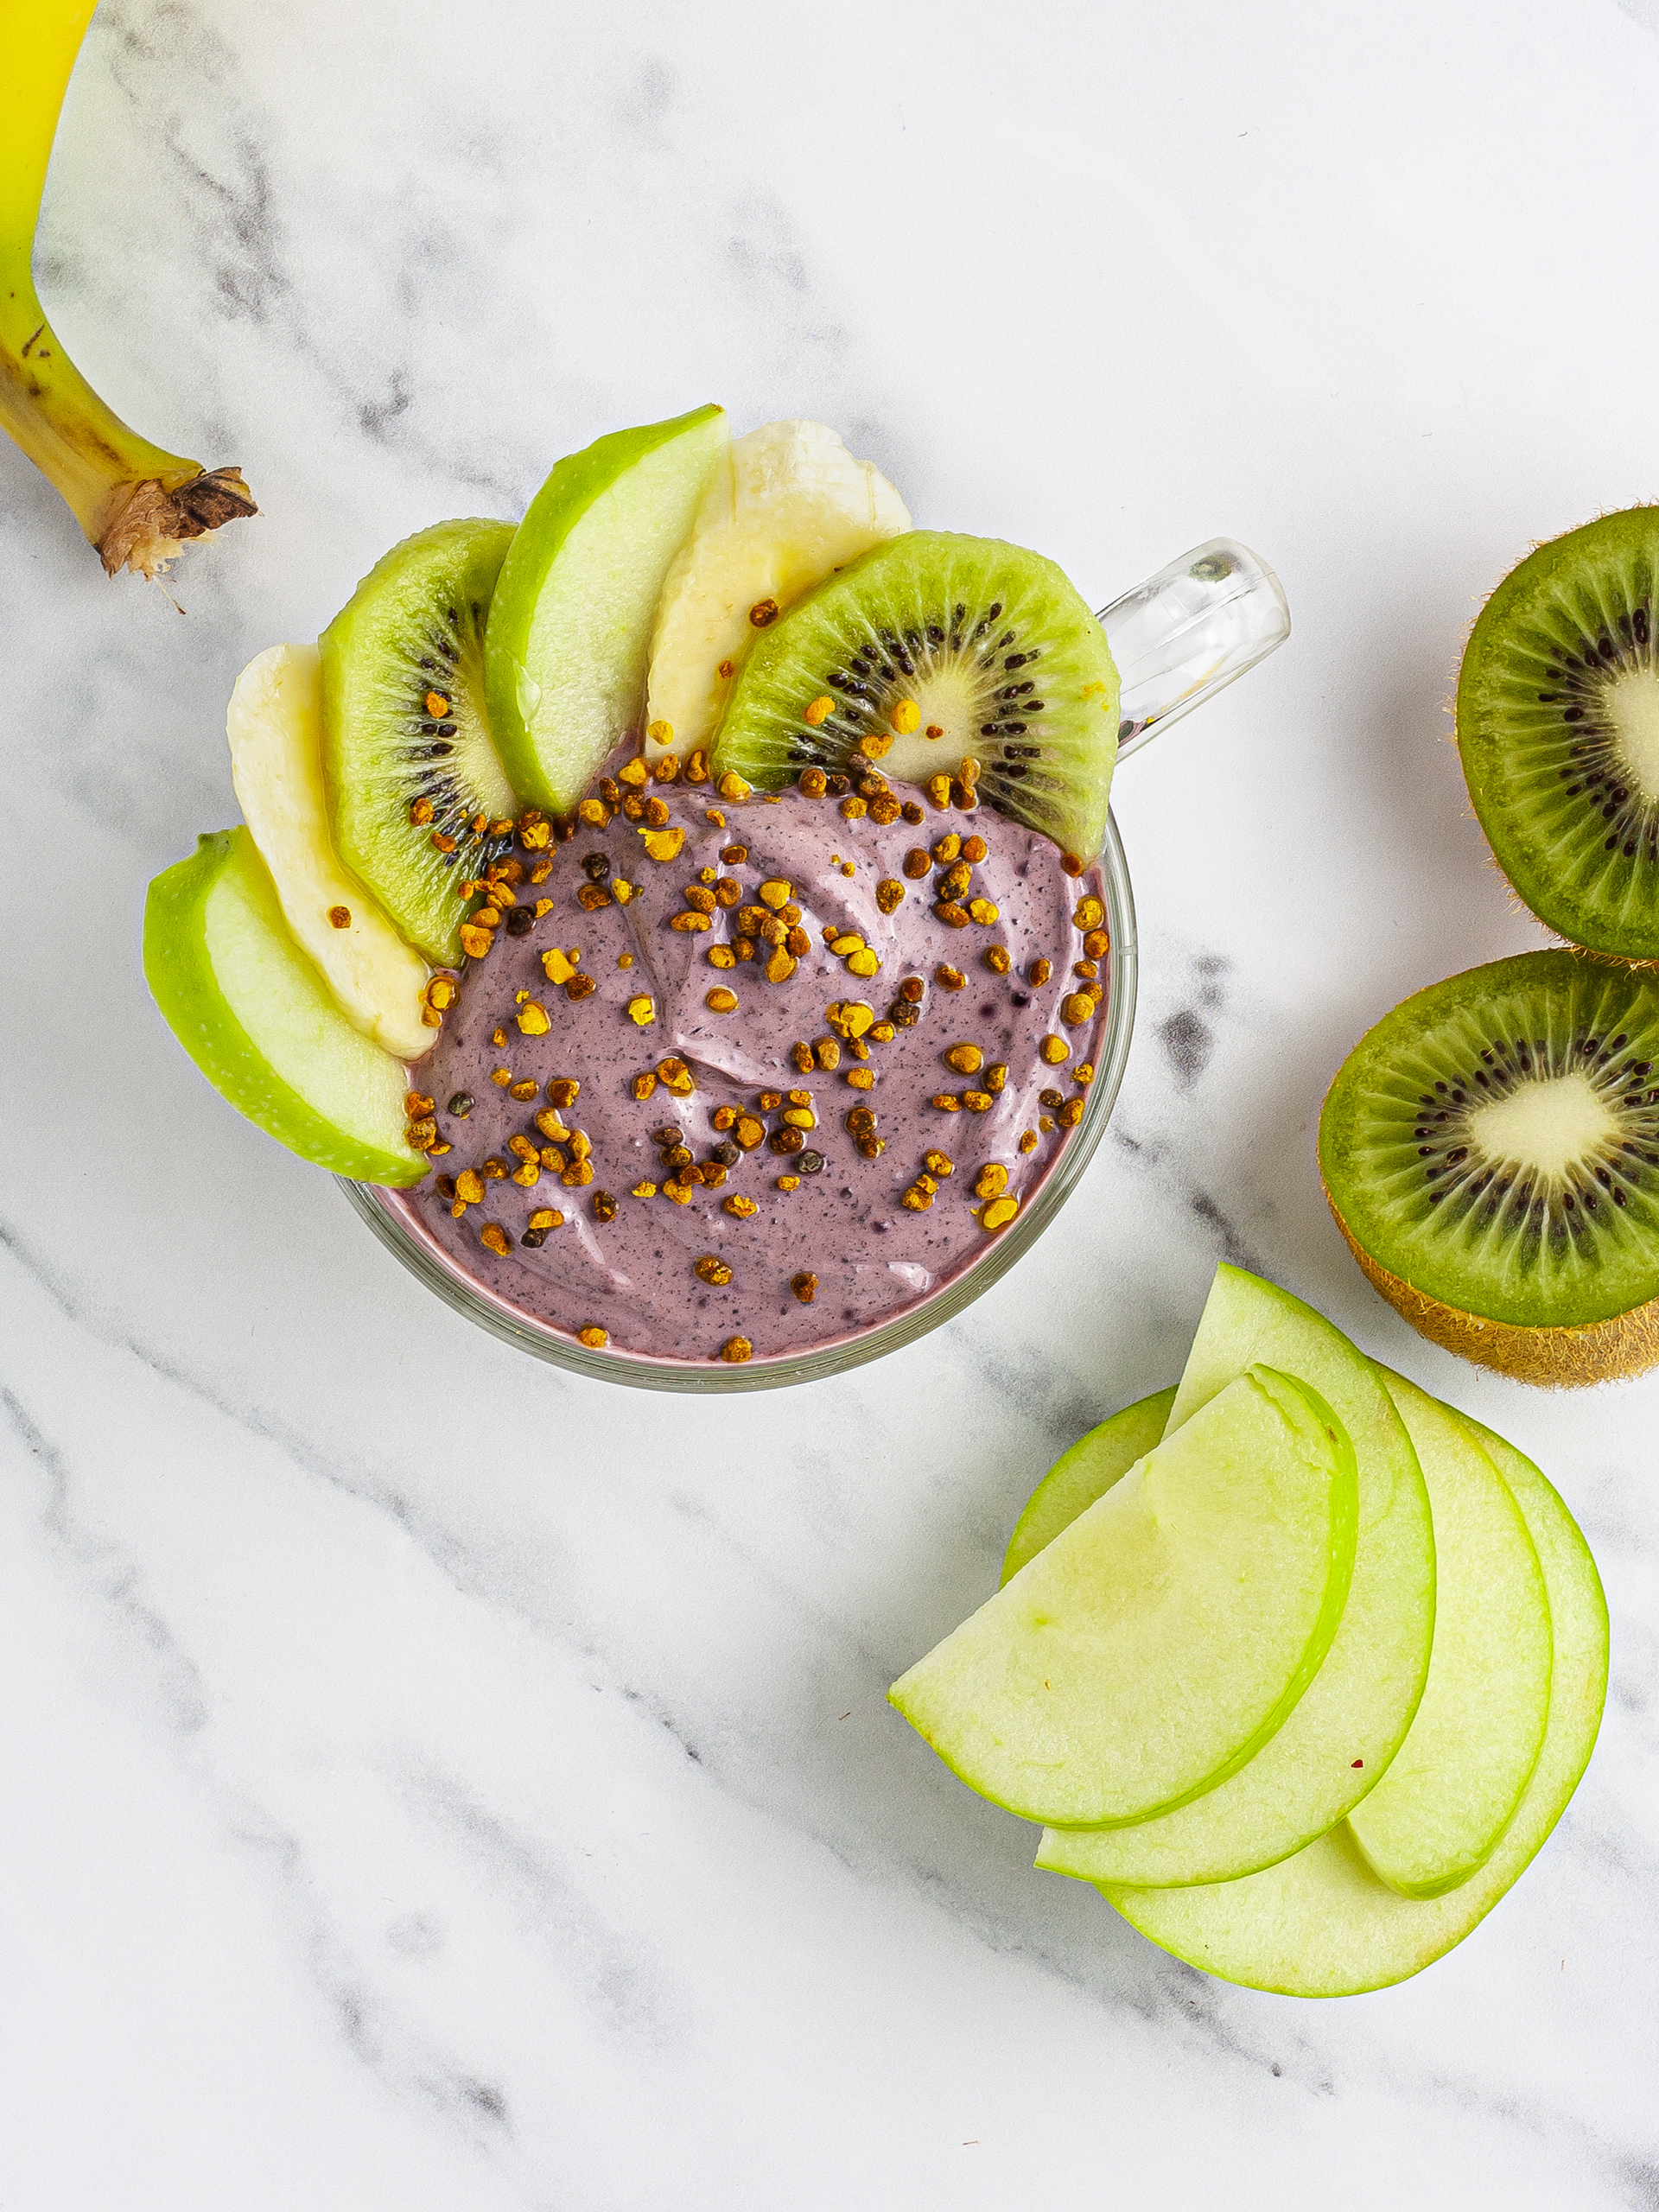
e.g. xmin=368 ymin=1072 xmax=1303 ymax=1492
xmin=338 ymin=540 xmax=1292 ymax=1389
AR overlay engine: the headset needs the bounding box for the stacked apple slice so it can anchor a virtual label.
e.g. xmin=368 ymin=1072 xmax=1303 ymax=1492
xmin=890 ymin=1266 xmax=1608 ymax=1995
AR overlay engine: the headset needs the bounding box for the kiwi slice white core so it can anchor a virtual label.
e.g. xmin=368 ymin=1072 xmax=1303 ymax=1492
xmin=1469 ymin=1071 xmax=1619 ymax=1180
xmin=1604 ymin=671 xmax=1659 ymax=801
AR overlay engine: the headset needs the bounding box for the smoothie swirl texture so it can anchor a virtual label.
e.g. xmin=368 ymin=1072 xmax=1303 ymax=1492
xmin=391 ymin=774 xmax=1108 ymax=1362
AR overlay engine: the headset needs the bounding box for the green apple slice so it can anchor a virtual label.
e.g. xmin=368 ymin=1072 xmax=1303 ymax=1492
xmin=485 ymin=404 xmax=729 ymax=813
xmin=226 ymin=643 xmax=434 ymax=1060
xmin=1000 ymin=1387 xmax=1178 ymax=1586
xmin=1346 ymin=1373 xmax=1551 ymax=1897
xmin=143 ymin=827 xmax=426 ymax=1185
xmin=1101 ymin=1427 xmax=1606 ymax=1994
xmin=1036 ymin=1267 xmax=1434 ymax=1888
xmin=890 ymin=1367 xmax=1358 ymax=1830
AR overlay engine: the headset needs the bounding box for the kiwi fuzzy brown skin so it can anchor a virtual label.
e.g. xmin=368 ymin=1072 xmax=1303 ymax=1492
xmin=1325 ymin=1192 xmax=1659 ymax=1387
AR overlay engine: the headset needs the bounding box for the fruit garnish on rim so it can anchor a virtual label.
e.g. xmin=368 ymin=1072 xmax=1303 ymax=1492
xmin=710 ymin=532 xmax=1122 ymax=865
xmin=485 ymin=406 xmax=731 ymax=817
xmin=646 ymin=417 xmax=911 ymax=765
xmin=228 ymin=645 xmax=433 ymax=1062
xmin=321 ymin=519 xmax=519 ymax=969
xmin=143 ymin=830 xmax=428 ymax=1186
xmin=142 ymin=405 xmax=1288 ymax=1369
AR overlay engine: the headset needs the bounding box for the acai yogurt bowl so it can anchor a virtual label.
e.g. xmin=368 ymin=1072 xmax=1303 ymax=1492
xmin=337 ymin=538 xmax=1283 ymax=1391
xmin=138 ymin=393 xmax=1288 ymax=1392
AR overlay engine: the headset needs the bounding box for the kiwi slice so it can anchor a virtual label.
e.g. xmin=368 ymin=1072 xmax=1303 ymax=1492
xmin=321 ymin=519 xmax=520 ymax=967
xmin=1459 ymin=507 xmax=1659 ymax=960
xmin=709 ymin=531 xmax=1120 ymax=860
xmin=1320 ymin=949 xmax=1659 ymax=1385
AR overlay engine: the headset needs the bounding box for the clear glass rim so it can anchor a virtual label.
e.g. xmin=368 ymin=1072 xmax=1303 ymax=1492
xmin=336 ymin=811 xmax=1139 ymax=1392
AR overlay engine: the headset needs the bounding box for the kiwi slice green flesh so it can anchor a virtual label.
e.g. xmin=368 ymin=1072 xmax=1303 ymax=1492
xmin=709 ymin=531 xmax=1120 ymax=861
xmin=1459 ymin=507 xmax=1659 ymax=960
xmin=1320 ymin=950 xmax=1659 ymax=1330
xmin=321 ymin=519 xmax=520 ymax=968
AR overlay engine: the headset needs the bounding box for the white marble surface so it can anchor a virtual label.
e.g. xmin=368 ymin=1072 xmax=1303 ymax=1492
xmin=4 ymin=0 xmax=1659 ymax=2201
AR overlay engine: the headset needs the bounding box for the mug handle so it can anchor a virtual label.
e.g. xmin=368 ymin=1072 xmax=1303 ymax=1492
xmin=1099 ymin=538 xmax=1291 ymax=761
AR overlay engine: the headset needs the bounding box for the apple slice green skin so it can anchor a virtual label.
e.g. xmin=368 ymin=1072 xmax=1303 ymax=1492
xmin=890 ymin=1366 xmax=1358 ymax=1830
xmin=1038 ymin=1266 xmax=1435 ymax=1889
xmin=1102 ymin=1427 xmax=1606 ymax=1995
xmin=485 ymin=405 xmax=728 ymax=816
xmin=143 ymin=829 xmax=427 ymax=1187
xmin=1000 ymin=1387 xmax=1178 ymax=1586
xmin=1347 ymin=1372 xmax=1551 ymax=1899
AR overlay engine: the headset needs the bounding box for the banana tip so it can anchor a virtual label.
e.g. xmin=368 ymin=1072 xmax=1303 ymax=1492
xmin=99 ymin=467 xmax=258 ymax=579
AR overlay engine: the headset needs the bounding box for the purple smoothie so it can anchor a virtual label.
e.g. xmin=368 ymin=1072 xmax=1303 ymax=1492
xmin=384 ymin=773 xmax=1109 ymax=1363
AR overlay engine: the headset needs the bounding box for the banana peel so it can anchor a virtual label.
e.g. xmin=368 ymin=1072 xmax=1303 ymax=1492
xmin=0 ymin=0 xmax=256 ymax=577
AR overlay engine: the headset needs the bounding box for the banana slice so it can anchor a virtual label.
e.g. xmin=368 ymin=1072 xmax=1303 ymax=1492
xmin=645 ymin=419 xmax=910 ymax=763
xmin=226 ymin=645 xmax=434 ymax=1061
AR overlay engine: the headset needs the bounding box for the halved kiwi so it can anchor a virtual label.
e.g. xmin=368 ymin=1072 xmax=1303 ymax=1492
xmin=708 ymin=531 xmax=1120 ymax=861
xmin=1319 ymin=949 xmax=1659 ymax=1385
xmin=321 ymin=520 xmax=520 ymax=967
xmin=1459 ymin=508 xmax=1659 ymax=960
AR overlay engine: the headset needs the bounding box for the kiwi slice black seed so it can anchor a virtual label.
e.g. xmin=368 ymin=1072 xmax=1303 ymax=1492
xmin=321 ymin=519 xmax=520 ymax=966
xmin=709 ymin=531 xmax=1120 ymax=860
xmin=1459 ymin=508 xmax=1659 ymax=961
xmin=1321 ymin=950 xmax=1659 ymax=1379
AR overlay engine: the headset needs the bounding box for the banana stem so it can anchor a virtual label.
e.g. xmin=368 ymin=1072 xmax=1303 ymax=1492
xmin=0 ymin=0 xmax=257 ymax=577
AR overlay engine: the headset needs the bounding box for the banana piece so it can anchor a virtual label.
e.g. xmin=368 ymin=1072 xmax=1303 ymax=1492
xmin=0 ymin=0 xmax=256 ymax=575
xmin=645 ymin=419 xmax=910 ymax=762
xmin=227 ymin=646 xmax=435 ymax=1063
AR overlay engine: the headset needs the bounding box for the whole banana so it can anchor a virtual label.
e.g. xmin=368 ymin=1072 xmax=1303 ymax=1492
xmin=0 ymin=0 xmax=256 ymax=576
